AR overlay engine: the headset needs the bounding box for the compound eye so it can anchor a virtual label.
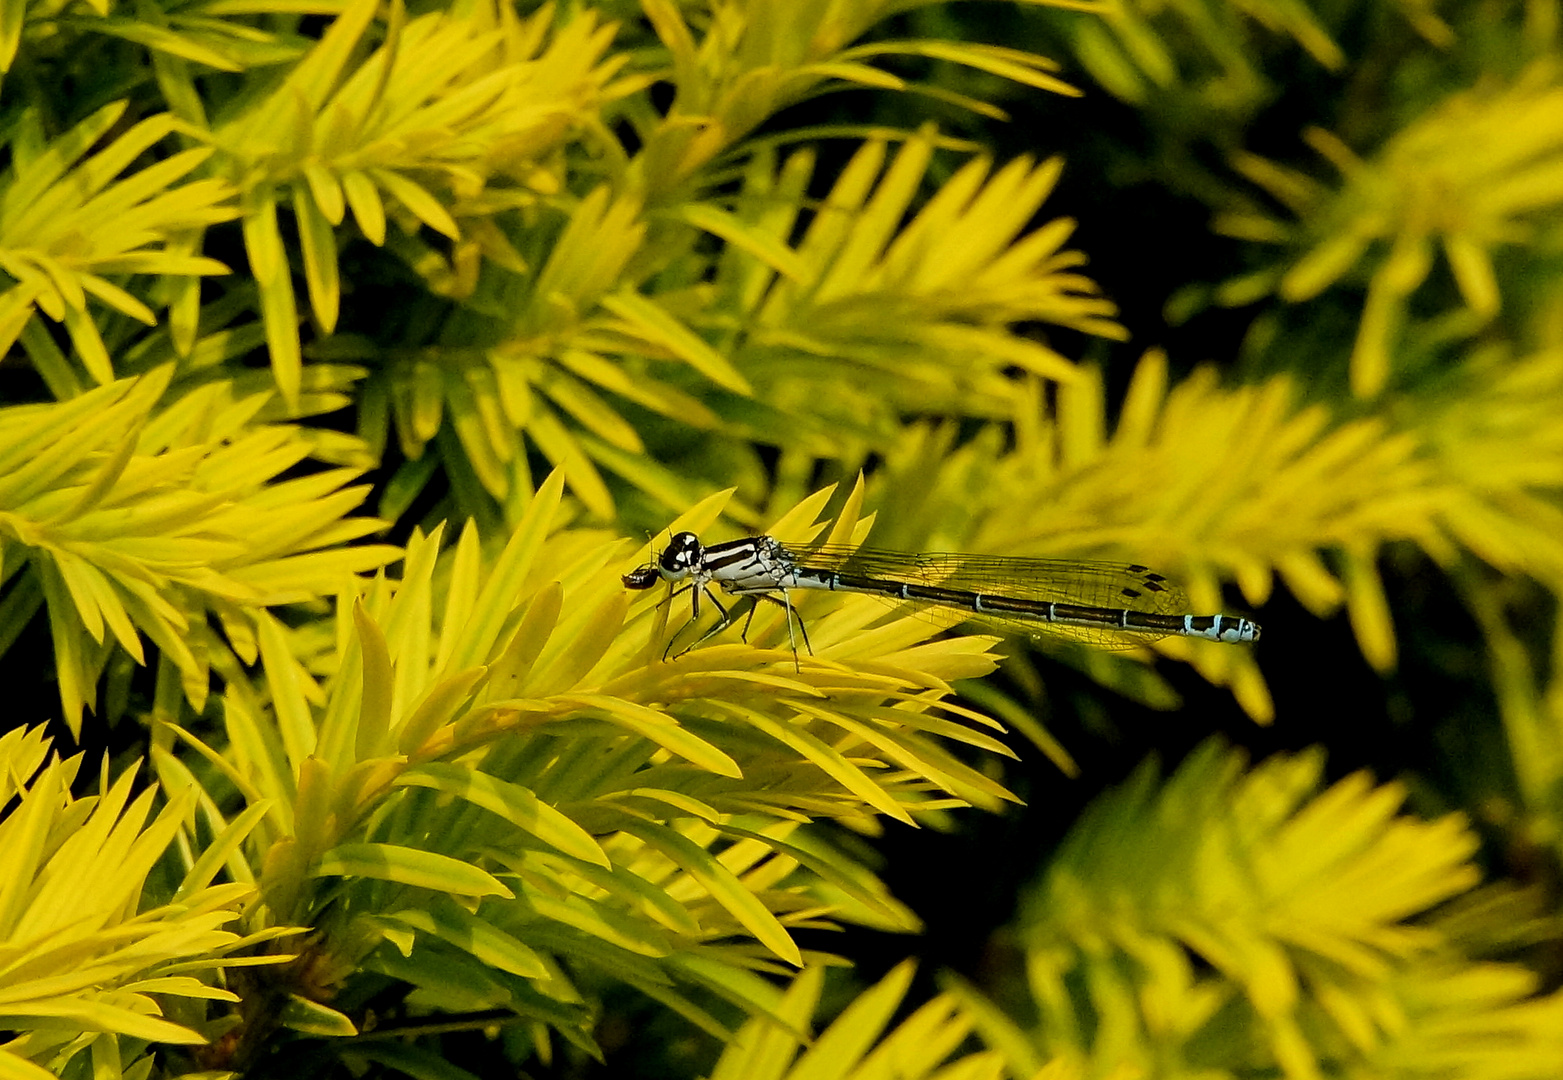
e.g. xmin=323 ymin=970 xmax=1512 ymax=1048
xmin=660 ymin=532 xmax=702 ymax=572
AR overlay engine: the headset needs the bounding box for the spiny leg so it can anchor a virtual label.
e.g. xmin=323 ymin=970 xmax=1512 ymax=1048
xmin=657 ymin=581 xmax=696 ymax=661
xmin=739 ymin=597 xmax=761 ymax=642
xmin=661 ymin=581 xmax=815 ymax=666
xmin=667 ymin=583 xmax=735 ymax=660
xmin=741 ymin=589 xmax=814 ymax=668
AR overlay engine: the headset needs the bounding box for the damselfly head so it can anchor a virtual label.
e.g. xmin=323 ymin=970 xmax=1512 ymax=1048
xmin=657 ymin=532 xmax=704 ymax=580
xmin=623 ymin=531 xmax=706 ymax=589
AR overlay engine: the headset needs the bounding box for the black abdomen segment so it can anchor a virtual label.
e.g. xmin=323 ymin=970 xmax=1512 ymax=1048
xmin=763 ymin=570 xmax=1260 ymax=643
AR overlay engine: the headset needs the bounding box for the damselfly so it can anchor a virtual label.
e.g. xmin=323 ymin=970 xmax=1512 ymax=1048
xmin=622 ymin=531 xmax=1260 ymax=658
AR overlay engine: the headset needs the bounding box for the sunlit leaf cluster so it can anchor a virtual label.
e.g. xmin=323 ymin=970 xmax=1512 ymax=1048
xmin=0 ymin=103 xmax=236 ymax=391
xmin=0 ymin=724 xmax=289 ymax=1080
xmin=1219 ymin=68 xmax=1563 ymax=396
xmin=0 ymin=0 xmax=1131 ymax=1069
xmin=3 ymin=0 xmax=1563 ymax=1076
xmin=949 ymin=742 xmax=1563 ymax=1080
xmin=142 ymin=472 xmax=1020 ymax=1059
xmin=0 ymin=367 xmax=397 ymax=732
xmin=707 ymin=961 xmax=1008 ymax=1080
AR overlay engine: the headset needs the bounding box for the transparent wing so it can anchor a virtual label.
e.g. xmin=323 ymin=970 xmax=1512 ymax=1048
xmin=780 ymin=543 xmax=1194 ymax=648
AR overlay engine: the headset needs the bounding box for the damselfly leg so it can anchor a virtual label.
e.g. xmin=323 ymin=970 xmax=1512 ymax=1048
xmin=668 ymin=589 xmax=813 ymax=664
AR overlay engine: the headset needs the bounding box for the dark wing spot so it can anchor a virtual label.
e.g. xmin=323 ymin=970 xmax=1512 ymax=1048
xmin=1120 ymin=587 xmax=1143 ymax=600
